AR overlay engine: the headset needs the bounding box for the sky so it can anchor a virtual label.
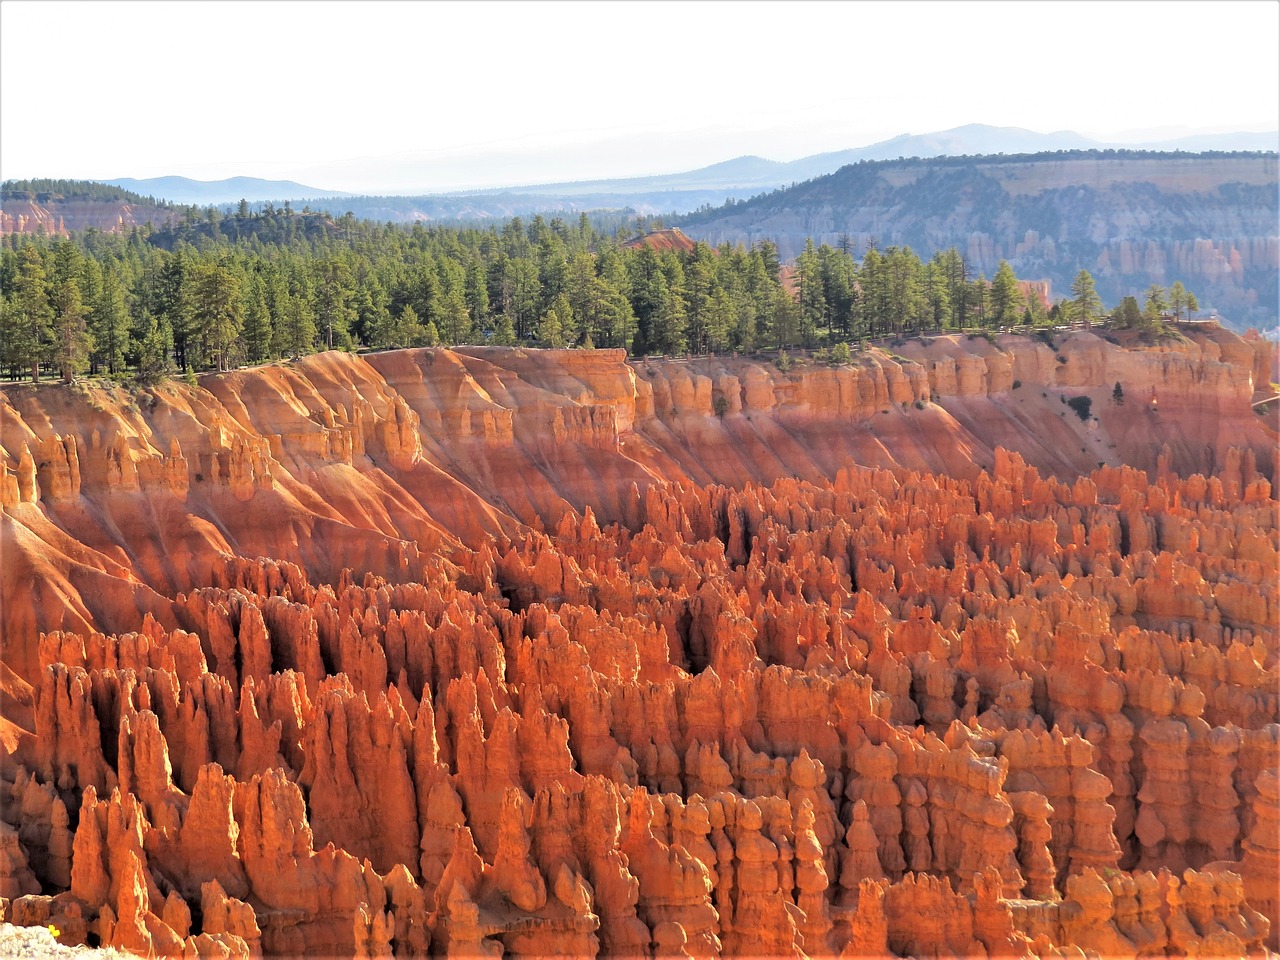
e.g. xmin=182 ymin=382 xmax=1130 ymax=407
xmin=2 ymin=0 xmax=1277 ymax=194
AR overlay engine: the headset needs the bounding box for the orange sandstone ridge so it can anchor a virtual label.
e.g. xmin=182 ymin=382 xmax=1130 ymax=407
xmin=0 ymin=329 xmax=1277 ymax=958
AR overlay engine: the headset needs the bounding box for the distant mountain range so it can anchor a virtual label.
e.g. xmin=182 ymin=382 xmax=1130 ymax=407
xmin=101 ymin=176 xmax=350 ymax=206
xmin=90 ymin=124 xmax=1279 ymax=214
xmin=450 ymin=125 xmax=1280 ymax=201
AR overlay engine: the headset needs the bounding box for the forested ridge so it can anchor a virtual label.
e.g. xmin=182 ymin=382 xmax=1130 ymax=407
xmin=675 ymin=151 xmax=1276 ymax=331
xmin=0 ymin=202 xmax=1200 ymax=384
xmin=1 ymin=178 xmax=174 ymax=209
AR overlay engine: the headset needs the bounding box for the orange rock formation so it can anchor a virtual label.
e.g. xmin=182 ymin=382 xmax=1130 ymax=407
xmin=1 ymin=331 xmax=1276 ymax=957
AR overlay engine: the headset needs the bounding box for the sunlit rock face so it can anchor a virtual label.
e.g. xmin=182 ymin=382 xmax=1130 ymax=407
xmin=2 ymin=333 xmax=1276 ymax=957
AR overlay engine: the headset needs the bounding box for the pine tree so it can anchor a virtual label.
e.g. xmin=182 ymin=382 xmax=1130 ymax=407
xmin=1168 ymin=281 xmax=1198 ymax=321
xmin=592 ymin=276 xmax=635 ymax=351
xmin=597 ymin=245 xmax=633 ymax=306
xmin=412 ymin=260 xmax=444 ymax=333
xmin=650 ymin=261 xmax=688 ymax=355
xmin=684 ymin=246 xmax=719 ymax=354
xmin=858 ymin=247 xmax=886 ymax=337
xmin=565 ymin=252 xmax=604 ymax=343
xmin=439 ymin=284 xmax=471 ymax=345
xmin=705 ymin=288 xmax=734 ymax=353
xmin=278 ymin=267 xmax=317 ymax=358
xmin=989 ymin=260 xmax=1023 ymax=328
xmin=241 ymin=274 xmax=273 ymax=363
xmin=90 ymin=263 xmax=130 ymax=374
xmin=971 ymin=276 xmax=989 ymax=328
xmin=795 ymin=239 xmax=826 ymax=347
xmin=731 ymin=287 xmax=758 ymax=353
xmin=537 ymin=234 xmax=568 ymax=310
xmin=185 ymin=262 xmax=243 ymax=371
xmin=397 ymin=305 xmax=424 ymax=347
xmin=1070 ymin=270 xmax=1101 ymax=328
xmin=745 ymin=249 xmax=777 ymax=347
xmin=537 ymin=294 xmax=577 ymax=348
xmin=1113 ymin=296 xmax=1143 ymax=329
xmin=508 ymin=257 xmax=540 ymax=341
xmin=464 ymin=260 xmax=490 ymax=332
xmin=882 ymin=246 xmax=924 ymax=336
xmin=134 ymin=311 xmax=174 ymax=385
xmin=756 ymin=240 xmax=781 ymax=281
xmin=820 ymin=245 xmax=857 ymax=338
xmin=52 ymin=296 xmax=93 ymax=382
xmin=265 ymin=268 xmax=295 ymax=357
xmin=922 ymin=259 xmax=951 ymax=331
xmin=932 ymin=248 xmax=970 ymax=328
xmin=314 ymin=256 xmax=355 ymax=350
xmin=1143 ymin=284 xmax=1168 ymax=322
xmin=363 ymin=297 xmax=395 ymax=349
xmin=164 ymin=248 xmax=196 ymax=370
xmin=772 ymin=285 xmax=799 ymax=349
xmin=1023 ymin=285 xmax=1048 ymax=326
xmin=78 ymin=258 xmax=103 ymax=323
xmin=4 ymin=246 xmax=55 ymax=381
xmin=352 ymin=278 xmax=388 ymax=347
xmin=49 ymin=245 xmax=92 ymax=383
xmin=490 ymin=310 xmax=517 ymax=347
xmin=628 ymin=246 xmax=665 ymax=354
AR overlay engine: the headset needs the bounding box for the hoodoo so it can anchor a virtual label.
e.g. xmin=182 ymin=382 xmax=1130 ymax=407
xmin=1 ymin=329 xmax=1277 ymax=958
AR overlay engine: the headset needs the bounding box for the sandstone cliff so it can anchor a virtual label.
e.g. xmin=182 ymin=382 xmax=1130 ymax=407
xmin=1 ymin=332 xmax=1275 ymax=958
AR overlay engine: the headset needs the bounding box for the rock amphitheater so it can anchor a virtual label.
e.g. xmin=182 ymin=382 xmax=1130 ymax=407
xmin=0 ymin=328 xmax=1276 ymax=958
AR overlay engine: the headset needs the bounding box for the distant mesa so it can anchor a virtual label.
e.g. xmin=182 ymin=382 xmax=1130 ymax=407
xmin=678 ymin=151 xmax=1279 ymax=332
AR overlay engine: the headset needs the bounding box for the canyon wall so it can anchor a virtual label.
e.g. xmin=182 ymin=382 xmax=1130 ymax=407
xmin=2 ymin=328 xmax=1273 ymax=657
xmin=1 ymin=330 xmax=1276 ymax=958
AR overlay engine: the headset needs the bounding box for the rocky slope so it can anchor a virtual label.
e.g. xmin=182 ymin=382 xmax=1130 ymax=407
xmin=1 ymin=331 xmax=1277 ymax=958
xmin=678 ymin=154 xmax=1280 ymax=331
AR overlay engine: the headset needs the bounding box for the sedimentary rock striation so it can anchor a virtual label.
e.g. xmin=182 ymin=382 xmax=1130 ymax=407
xmin=1 ymin=329 xmax=1276 ymax=957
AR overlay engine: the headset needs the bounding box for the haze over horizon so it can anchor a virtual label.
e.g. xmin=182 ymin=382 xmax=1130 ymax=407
xmin=2 ymin=0 xmax=1277 ymax=195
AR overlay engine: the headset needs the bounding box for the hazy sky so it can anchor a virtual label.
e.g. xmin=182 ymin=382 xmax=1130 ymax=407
xmin=3 ymin=0 xmax=1277 ymax=193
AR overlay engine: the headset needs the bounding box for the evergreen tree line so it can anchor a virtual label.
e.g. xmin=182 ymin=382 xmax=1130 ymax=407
xmin=0 ymin=206 xmax=1200 ymax=383
xmin=1 ymin=178 xmax=171 ymax=208
xmin=786 ymin=242 xmax=1198 ymax=341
